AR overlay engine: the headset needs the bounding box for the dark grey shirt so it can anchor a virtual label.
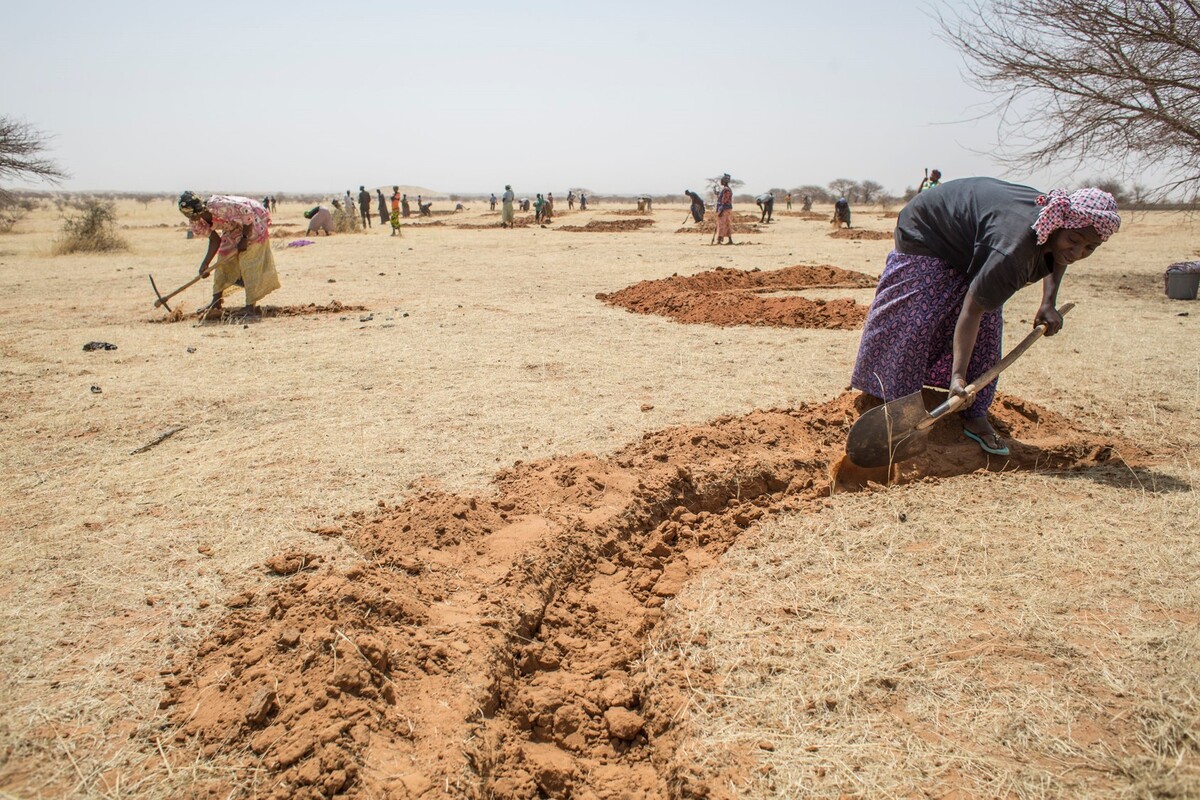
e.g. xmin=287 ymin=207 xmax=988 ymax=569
xmin=894 ymin=177 xmax=1053 ymax=311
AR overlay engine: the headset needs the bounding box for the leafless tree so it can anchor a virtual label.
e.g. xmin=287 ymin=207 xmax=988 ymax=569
xmin=705 ymin=174 xmax=745 ymax=195
xmin=858 ymin=180 xmax=885 ymax=204
xmin=791 ymin=184 xmax=831 ymax=204
xmin=827 ymin=178 xmax=858 ymax=201
xmin=938 ymin=0 xmax=1200 ymax=198
xmin=0 ymin=116 xmax=67 ymax=203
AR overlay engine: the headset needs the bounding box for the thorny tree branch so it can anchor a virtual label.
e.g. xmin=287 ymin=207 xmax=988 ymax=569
xmin=0 ymin=116 xmax=68 ymax=206
xmin=936 ymin=0 xmax=1200 ymax=199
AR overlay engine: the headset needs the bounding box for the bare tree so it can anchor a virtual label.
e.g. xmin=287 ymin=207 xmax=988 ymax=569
xmin=858 ymin=180 xmax=885 ymax=204
xmin=827 ymin=178 xmax=858 ymax=201
xmin=0 ymin=116 xmax=67 ymax=202
xmin=1084 ymin=177 xmax=1130 ymax=204
xmin=705 ymin=174 xmax=745 ymax=195
xmin=938 ymin=0 xmax=1200 ymax=198
xmin=791 ymin=184 xmax=831 ymax=204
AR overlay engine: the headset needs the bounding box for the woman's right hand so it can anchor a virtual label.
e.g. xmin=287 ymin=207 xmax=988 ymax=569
xmin=949 ymin=375 xmax=970 ymax=399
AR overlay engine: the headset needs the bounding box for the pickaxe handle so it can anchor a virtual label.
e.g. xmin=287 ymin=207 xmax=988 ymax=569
xmin=150 ymin=271 xmax=206 ymax=311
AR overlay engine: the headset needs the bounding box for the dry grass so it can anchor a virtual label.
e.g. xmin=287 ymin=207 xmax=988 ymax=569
xmin=0 ymin=197 xmax=1196 ymax=797
xmin=651 ymin=469 xmax=1200 ymax=798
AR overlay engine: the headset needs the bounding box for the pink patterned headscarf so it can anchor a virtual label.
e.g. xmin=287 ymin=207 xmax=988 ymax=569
xmin=1031 ymin=188 xmax=1121 ymax=245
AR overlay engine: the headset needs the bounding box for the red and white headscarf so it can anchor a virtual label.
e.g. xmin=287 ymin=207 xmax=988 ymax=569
xmin=1031 ymin=187 xmax=1121 ymax=245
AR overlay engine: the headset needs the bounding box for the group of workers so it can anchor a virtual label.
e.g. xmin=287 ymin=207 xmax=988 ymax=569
xmin=686 ymin=181 xmax=843 ymax=235
xmin=177 ymin=168 xmax=1120 ymax=456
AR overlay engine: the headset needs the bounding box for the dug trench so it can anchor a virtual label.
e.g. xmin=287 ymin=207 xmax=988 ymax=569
xmin=160 ymin=390 xmax=1146 ymax=799
xmin=150 ymin=301 xmax=369 ymax=324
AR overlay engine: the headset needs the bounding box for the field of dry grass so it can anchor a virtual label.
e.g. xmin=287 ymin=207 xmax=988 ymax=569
xmin=0 ymin=197 xmax=1195 ymax=798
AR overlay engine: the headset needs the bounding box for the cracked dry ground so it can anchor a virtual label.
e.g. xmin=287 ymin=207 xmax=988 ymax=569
xmin=160 ymin=391 xmax=1142 ymax=799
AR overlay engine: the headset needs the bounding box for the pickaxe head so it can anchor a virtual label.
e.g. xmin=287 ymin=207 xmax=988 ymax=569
xmin=149 ymin=273 xmax=173 ymax=312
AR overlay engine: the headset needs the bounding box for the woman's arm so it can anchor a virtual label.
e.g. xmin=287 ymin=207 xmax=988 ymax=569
xmin=237 ymin=222 xmax=252 ymax=251
xmin=949 ymin=292 xmax=986 ymax=396
xmin=1035 ymin=263 xmax=1067 ymax=335
xmin=199 ymin=231 xmax=221 ymax=275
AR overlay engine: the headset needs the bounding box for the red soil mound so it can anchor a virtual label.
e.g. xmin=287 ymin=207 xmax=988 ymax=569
xmin=558 ymin=219 xmax=655 ymax=232
xmin=596 ymin=264 xmax=876 ymax=329
xmin=828 ymin=228 xmax=893 ymax=240
xmin=160 ymin=391 xmax=1148 ymax=799
xmin=677 ymin=213 xmax=763 ymax=235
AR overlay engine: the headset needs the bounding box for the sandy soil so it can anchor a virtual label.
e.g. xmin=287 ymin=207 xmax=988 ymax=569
xmin=0 ymin=199 xmax=1196 ymax=799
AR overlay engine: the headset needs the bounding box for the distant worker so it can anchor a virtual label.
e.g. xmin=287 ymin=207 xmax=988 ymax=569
xmin=567 ymin=191 xmax=576 ymax=210
xmin=579 ymin=193 xmax=587 ymax=210
xmin=269 ymin=196 xmax=277 ymax=213
xmin=489 ymin=193 xmax=497 ymax=211
xmin=454 ymin=202 xmax=465 ymax=211
xmin=715 ymin=173 xmax=734 ymax=245
xmin=262 ymin=195 xmax=271 ymax=210
xmin=685 ymin=189 xmax=705 ymax=223
xmin=377 ymin=188 xmax=388 ymax=226
xmin=178 ymin=191 xmax=280 ymax=319
xmin=305 ymin=204 xmax=335 ymax=236
xmin=401 ymin=194 xmax=411 ymax=218
xmin=833 ymin=197 xmax=852 ymax=228
xmin=786 ymin=193 xmax=792 ymax=210
xmin=501 ymin=184 xmax=515 ymax=227
xmin=919 ymin=168 xmax=942 ymax=193
xmin=358 ymin=186 xmax=371 ymax=228
xmin=802 ymin=195 xmax=813 ymax=212
xmin=390 ymin=186 xmax=402 ymax=236
xmin=419 ymin=199 xmax=432 ymax=217
xmin=534 ymin=193 xmax=546 ymax=224
xmin=756 ymin=192 xmax=775 ymax=223
xmin=546 ymin=192 xmax=554 ymax=220
xmin=344 ymin=191 xmax=354 ymax=218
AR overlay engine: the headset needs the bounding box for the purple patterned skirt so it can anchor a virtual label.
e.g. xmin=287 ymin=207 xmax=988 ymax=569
xmin=851 ymin=251 xmax=1002 ymax=419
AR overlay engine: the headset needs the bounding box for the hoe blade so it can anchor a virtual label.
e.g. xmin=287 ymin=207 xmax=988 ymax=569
xmin=845 ymin=391 xmax=933 ymax=468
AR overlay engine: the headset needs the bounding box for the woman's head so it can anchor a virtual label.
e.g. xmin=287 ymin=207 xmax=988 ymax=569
xmin=1047 ymin=226 xmax=1103 ymax=268
xmin=178 ymin=191 xmax=207 ymax=219
xmin=1032 ymin=187 xmax=1120 ymax=247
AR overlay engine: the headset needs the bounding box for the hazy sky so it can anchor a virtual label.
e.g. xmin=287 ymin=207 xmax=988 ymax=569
xmin=0 ymin=0 xmax=1132 ymax=197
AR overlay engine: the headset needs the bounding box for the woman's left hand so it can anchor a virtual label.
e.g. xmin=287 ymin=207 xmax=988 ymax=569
xmin=1035 ymin=304 xmax=1064 ymax=336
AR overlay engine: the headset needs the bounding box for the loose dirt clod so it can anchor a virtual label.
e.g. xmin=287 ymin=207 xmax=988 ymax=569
xmin=161 ymin=391 xmax=1144 ymax=799
xmin=597 ymin=264 xmax=876 ymax=329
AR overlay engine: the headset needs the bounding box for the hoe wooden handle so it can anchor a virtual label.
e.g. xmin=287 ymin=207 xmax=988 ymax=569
xmin=151 ymin=272 xmax=206 ymax=308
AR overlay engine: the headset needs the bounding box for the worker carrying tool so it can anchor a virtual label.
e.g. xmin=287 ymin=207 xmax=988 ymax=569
xmin=154 ymin=192 xmax=280 ymax=319
xmin=846 ymin=177 xmax=1119 ymax=462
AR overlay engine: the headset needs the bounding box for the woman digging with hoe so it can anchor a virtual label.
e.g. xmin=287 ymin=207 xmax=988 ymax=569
xmin=850 ymin=178 xmax=1120 ymax=456
xmin=178 ymin=192 xmax=281 ymax=319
